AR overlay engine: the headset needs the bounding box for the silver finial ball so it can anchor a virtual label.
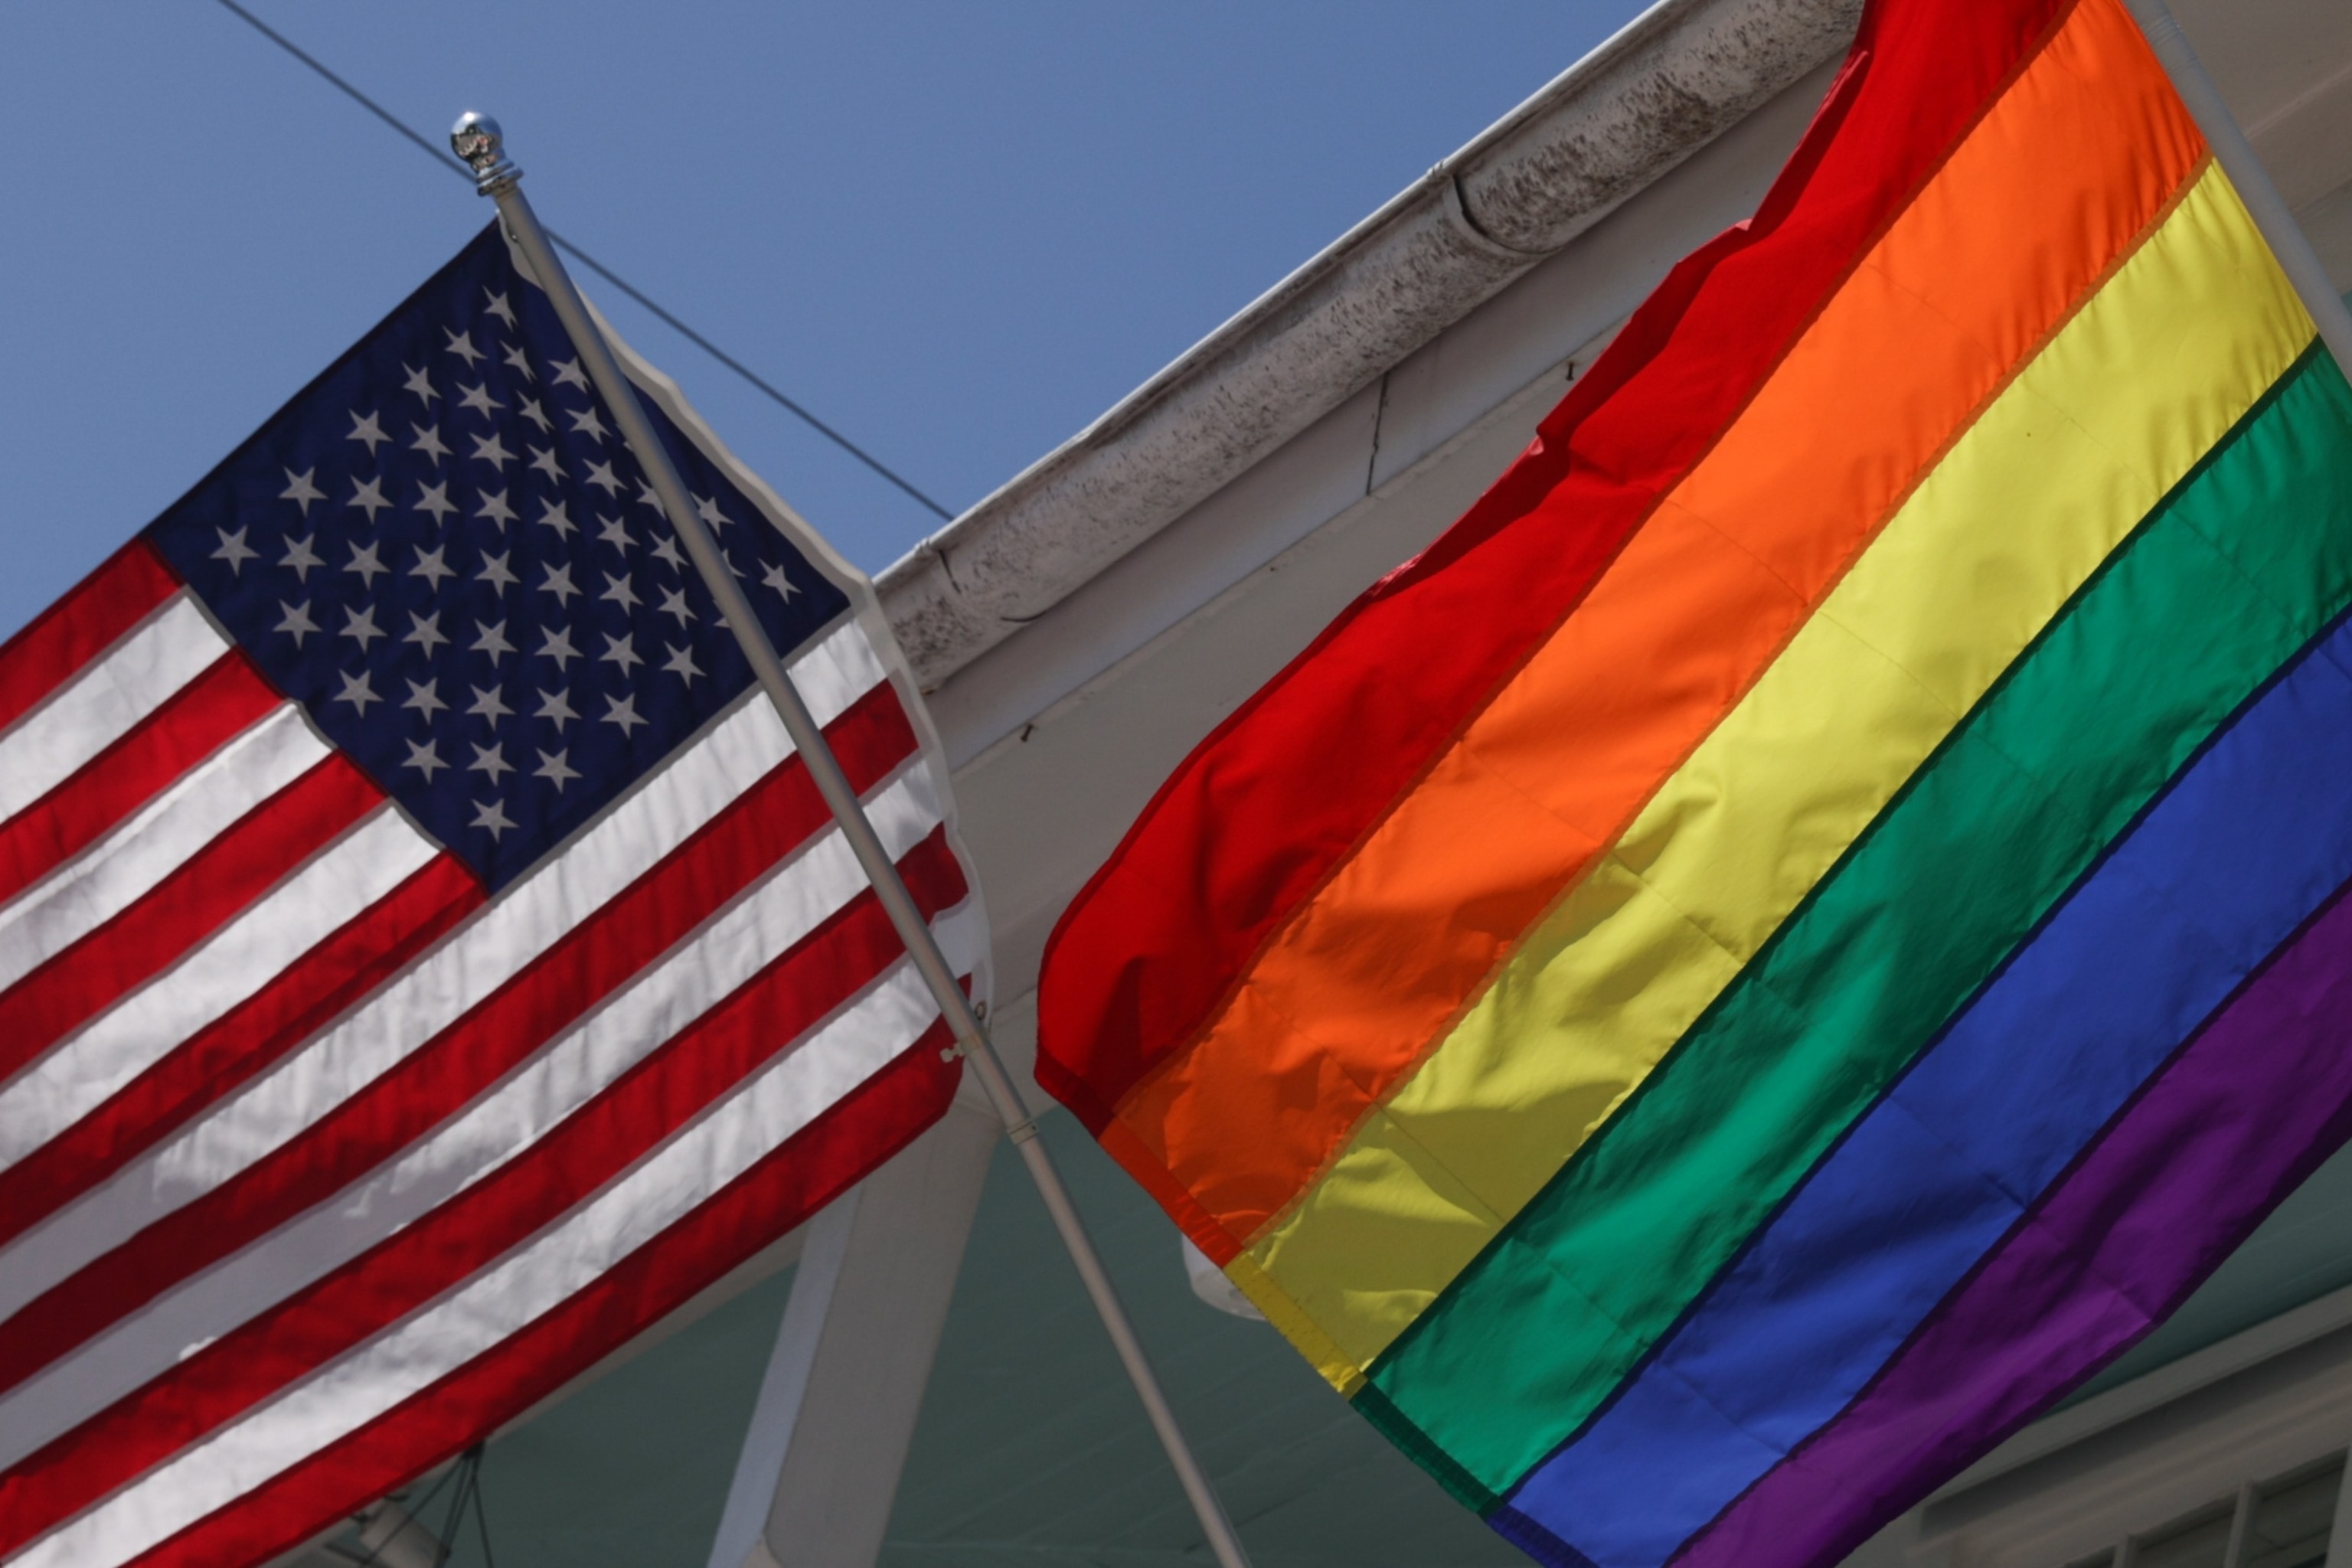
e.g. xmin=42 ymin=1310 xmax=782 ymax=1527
xmin=450 ymin=112 xmax=503 ymax=172
xmin=450 ymin=112 xmax=520 ymax=195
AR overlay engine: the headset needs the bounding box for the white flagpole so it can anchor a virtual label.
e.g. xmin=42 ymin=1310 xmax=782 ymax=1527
xmin=2125 ymin=0 xmax=2352 ymax=380
xmin=447 ymin=115 xmax=1254 ymax=1568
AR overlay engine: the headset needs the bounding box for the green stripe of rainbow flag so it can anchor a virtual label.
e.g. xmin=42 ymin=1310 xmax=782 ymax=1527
xmin=1039 ymin=0 xmax=2352 ymax=1563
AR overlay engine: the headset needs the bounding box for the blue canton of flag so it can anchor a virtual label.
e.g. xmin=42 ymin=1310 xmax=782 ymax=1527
xmin=144 ymin=223 xmax=851 ymax=890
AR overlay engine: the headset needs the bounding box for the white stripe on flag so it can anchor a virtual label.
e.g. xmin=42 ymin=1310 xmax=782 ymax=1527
xmin=0 ymin=597 xmax=227 ymax=821
xmin=0 ymin=707 xmax=327 ymax=994
xmin=0 ymin=807 xmax=439 ymax=1173
xmin=0 ymin=621 xmax=886 ymax=1321
xmin=15 ymin=952 xmax=957 ymax=1568
xmin=0 ymin=766 xmax=944 ymax=1465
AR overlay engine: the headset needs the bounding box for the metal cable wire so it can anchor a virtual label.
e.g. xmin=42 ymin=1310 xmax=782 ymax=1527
xmin=208 ymin=0 xmax=958 ymax=523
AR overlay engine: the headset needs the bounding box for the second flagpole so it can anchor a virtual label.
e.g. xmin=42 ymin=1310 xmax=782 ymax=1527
xmin=447 ymin=114 xmax=1254 ymax=1568
xmin=2123 ymin=0 xmax=2352 ymax=381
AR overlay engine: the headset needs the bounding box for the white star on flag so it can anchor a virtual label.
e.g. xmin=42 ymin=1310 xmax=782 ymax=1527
xmin=467 ymin=741 xmax=514 ymax=782
xmin=602 ymin=691 xmax=647 ymax=734
xmin=274 ymin=598 xmax=318 ymax=645
xmin=404 ymin=611 xmax=449 ymax=655
xmin=280 ymin=468 xmax=326 ymax=514
xmin=333 ymin=670 xmax=381 ymax=714
xmin=471 ymin=619 xmax=518 ymax=661
xmin=338 ymin=605 xmax=384 ymax=650
xmin=348 ymin=476 xmax=392 ymax=522
xmin=402 ymin=737 xmax=447 ymax=778
xmin=537 ymin=625 xmax=581 ymax=671
xmin=410 ymin=544 xmax=455 ymax=589
xmin=280 ymin=535 xmax=324 ymax=580
xmin=476 ymin=489 xmax=518 ymax=528
xmin=535 ymin=685 xmax=580 ymax=727
xmin=212 ymin=527 xmax=257 ymax=573
xmin=414 ymin=481 xmax=458 ymax=524
xmin=467 ymin=682 xmax=514 ymax=724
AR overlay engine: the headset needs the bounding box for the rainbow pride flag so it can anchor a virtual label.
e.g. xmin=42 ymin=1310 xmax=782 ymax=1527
xmin=1038 ymin=0 xmax=2352 ymax=1562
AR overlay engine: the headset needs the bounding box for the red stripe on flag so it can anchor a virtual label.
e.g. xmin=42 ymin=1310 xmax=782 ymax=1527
xmin=113 ymin=1019 xmax=958 ymax=1568
xmin=0 ymin=656 xmax=280 ymax=909
xmin=1034 ymin=0 xmax=2076 ymax=1127
xmin=0 ymin=756 xmax=384 ymax=1085
xmin=0 ymin=543 xmax=181 ymax=742
xmin=0 ymin=856 xmax=483 ymax=1252
xmin=0 ymin=833 xmax=967 ymax=1549
xmin=0 ymin=684 xmax=918 ymax=1396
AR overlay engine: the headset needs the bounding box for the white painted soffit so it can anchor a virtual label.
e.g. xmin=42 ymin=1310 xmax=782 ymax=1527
xmin=875 ymin=0 xmax=1864 ymax=688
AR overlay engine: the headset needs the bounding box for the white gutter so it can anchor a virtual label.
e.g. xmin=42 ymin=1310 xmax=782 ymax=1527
xmin=877 ymin=0 xmax=1863 ymax=688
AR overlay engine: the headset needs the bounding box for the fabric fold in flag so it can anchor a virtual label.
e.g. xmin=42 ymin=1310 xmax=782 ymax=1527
xmin=1037 ymin=0 xmax=2352 ymax=1563
xmin=0 ymin=221 xmax=989 ymax=1568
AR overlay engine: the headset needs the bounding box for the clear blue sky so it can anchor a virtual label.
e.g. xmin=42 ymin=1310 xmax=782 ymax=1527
xmin=0 ymin=2 xmax=1651 ymax=639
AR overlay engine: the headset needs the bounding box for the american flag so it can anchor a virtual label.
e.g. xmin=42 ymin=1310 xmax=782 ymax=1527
xmin=0 ymin=223 xmax=988 ymax=1566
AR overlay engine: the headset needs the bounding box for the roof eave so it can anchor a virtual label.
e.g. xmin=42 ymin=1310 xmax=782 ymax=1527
xmin=876 ymin=0 xmax=1864 ymax=688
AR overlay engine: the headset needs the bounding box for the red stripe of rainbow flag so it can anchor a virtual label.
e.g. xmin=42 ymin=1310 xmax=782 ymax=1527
xmin=1038 ymin=0 xmax=2352 ymax=1560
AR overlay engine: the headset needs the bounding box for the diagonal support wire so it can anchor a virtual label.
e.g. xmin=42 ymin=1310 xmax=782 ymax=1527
xmin=206 ymin=0 xmax=957 ymax=524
